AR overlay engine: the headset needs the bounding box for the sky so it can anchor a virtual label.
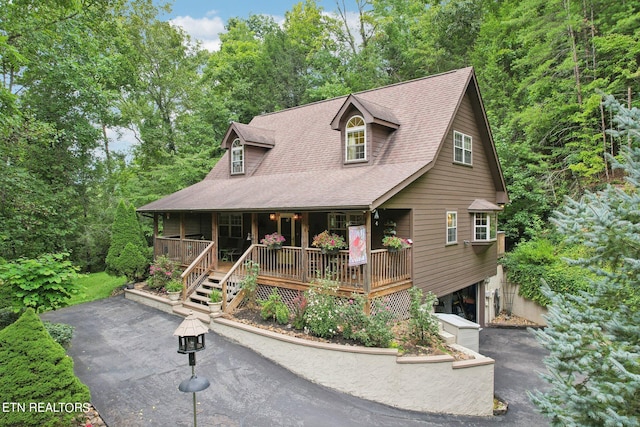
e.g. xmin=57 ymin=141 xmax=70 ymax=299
xmin=157 ymin=0 xmax=338 ymax=51
xmin=109 ymin=1 xmax=350 ymax=155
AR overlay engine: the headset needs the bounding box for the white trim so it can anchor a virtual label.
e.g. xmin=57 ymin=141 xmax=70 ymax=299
xmin=231 ymin=138 xmax=244 ymax=174
xmin=446 ymin=211 xmax=458 ymax=245
xmin=453 ymin=131 xmax=472 ymax=166
xmin=345 ymin=115 xmax=366 ymax=162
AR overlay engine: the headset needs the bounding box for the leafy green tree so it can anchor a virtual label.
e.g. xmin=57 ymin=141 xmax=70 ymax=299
xmin=105 ymin=200 xmax=149 ymax=281
xmin=0 ymin=309 xmax=90 ymax=427
xmin=529 ymin=103 xmax=640 ymax=426
xmin=0 ymin=253 xmax=81 ymax=313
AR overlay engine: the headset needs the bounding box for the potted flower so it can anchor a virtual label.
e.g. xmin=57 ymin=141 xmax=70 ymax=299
xmin=312 ymin=230 xmax=347 ymax=254
xmin=260 ymin=232 xmax=286 ymax=250
xmin=382 ymin=236 xmax=412 ymax=252
xmin=165 ymin=279 xmax=183 ymax=301
xmin=208 ymin=289 xmax=223 ymax=313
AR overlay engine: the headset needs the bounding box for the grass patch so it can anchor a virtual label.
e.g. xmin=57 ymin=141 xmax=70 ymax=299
xmin=67 ymin=272 xmax=126 ymax=306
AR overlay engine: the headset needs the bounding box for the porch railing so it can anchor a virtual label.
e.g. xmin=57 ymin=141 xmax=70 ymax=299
xmin=180 ymin=242 xmax=216 ymax=300
xmin=222 ymin=244 xmax=412 ymax=297
xmin=154 ymin=237 xmax=213 ymax=266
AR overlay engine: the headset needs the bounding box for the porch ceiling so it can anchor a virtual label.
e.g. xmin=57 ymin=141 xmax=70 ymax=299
xmin=137 ymin=161 xmax=425 ymax=212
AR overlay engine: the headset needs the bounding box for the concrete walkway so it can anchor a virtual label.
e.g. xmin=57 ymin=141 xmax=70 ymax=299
xmin=42 ymin=296 xmax=549 ymax=426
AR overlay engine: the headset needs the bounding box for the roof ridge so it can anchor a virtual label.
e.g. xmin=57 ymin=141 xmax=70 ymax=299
xmin=252 ymin=67 xmax=468 ymax=120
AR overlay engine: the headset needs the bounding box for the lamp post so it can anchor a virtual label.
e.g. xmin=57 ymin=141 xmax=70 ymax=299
xmin=173 ymin=311 xmax=210 ymax=427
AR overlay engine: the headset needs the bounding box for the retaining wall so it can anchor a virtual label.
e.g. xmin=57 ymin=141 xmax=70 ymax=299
xmin=211 ymin=317 xmax=495 ymax=416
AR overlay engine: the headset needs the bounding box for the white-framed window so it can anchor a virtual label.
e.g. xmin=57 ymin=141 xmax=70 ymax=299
xmin=454 ymin=131 xmax=472 ymax=165
xmin=474 ymin=213 xmax=497 ymax=241
xmin=446 ymin=211 xmax=457 ymax=244
xmin=231 ymin=139 xmax=244 ymax=174
xmin=345 ymin=115 xmax=366 ymax=162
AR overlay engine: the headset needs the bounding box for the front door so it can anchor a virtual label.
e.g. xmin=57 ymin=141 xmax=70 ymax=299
xmin=278 ymin=213 xmax=299 ymax=246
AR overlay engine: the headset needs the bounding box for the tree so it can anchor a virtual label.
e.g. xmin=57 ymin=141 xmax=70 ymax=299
xmin=105 ymin=200 xmax=149 ymax=281
xmin=0 ymin=309 xmax=91 ymax=427
xmin=0 ymin=253 xmax=81 ymax=313
xmin=529 ymin=100 xmax=640 ymax=426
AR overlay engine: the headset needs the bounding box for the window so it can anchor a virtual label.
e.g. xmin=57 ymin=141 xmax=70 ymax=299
xmin=231 ymin=139 xmax=244 ymax=174
xmin=218 ymin=213 xmax=242 ymax=238
xmin=446 ymin=211 xmax=457 ymax=244
xmin=328 ymin=212 xmax=364 ymax=241
xmin=345 ymin=116 xmax=366 ymax=162
xmin=474 ymin=213 xmax=497 ymax=241
xmin=454 ymin=131 xmax=472 ymax=165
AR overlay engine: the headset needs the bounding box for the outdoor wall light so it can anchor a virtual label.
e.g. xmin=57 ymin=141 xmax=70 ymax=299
xmin=173 ymin=311 xmax=210 ymax=426
xmin=269 ymin=213 xmax=277 ymax=220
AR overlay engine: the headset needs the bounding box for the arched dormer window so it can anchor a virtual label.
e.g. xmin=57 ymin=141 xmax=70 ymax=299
xmin=345 ymin=115 xmax=366 ymax=162
xmin=231 ymin=139 xmax=244 ymax=174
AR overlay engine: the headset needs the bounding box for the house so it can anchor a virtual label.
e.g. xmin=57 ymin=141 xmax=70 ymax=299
xmin=137 ymin=67 xmax=508 ymax=325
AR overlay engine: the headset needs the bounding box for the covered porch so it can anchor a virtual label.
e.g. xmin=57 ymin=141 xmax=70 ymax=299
xmin=148 ymin=209 xmax=413 ymax=311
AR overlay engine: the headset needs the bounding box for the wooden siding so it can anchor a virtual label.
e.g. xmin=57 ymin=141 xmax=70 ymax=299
xmin=242 ymin=145 xmax=268 ymax=176
xmin=381 ymin=93 xmax=498 ymax=297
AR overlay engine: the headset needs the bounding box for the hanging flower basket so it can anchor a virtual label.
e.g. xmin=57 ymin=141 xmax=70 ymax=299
xmin=382 ymin=236 xmax=412 ymax=252
xmin=321 ymin=247 xmax=340 ymax=255
xmin=261 ymin=232 xmax=285 ymax=250
xmin=312 ymin=230 xmax=347 ymax=254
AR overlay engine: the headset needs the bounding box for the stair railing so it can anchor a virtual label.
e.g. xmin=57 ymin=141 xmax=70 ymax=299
xmin=220 ymin=244 xmax=258 ymax=312
xmin=180 ymin=242 xmax=215 ymax=300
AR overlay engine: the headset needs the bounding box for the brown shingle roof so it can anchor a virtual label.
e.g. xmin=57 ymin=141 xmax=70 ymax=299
xmin=139 ymin=67 xmax=496 ymax=212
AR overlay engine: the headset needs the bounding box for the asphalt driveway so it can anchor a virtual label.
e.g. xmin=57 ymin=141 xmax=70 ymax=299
xmin=42 ymin=296 xmax=549 ymax=426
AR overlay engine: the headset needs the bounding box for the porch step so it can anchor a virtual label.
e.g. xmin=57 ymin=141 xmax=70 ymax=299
xmin=187 ymin=271 xmax=224 ymax=307
xmin=173 ymin=303 xmax=211 ymax=323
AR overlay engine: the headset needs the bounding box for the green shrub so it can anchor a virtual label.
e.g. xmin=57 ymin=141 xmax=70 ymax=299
xmin=260 ymin=290 xmax=290 ymax=325
xmin=0 ymin=253 xmax=81 ymax=313
xmin=43 ymin=322 xmax=74 ymax=348
xmin=351 ymin=298 xmax=395 ymax=348
xmin=240 ymin=260 xmax=260 ymax=309
xmin=106 ymin=200 xmax=149 ymax=282
xmin=0 ymin=309 xmax=90 ymax=427
xmin=408 ymin=287 xmax=439 ymax=344
xmin=500 ymin=238 xmax=592 ymax=306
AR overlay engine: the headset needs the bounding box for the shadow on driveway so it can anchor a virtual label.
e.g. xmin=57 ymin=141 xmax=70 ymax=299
xmin=42 ymin=296 xmax=549 ymax=426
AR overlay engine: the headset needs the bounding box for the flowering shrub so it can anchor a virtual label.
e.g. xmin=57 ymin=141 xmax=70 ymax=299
xmin=303 ymin=274 xmax=395 ymax=346
xmin=382 ymin=235 xmax=412 ymax=250
xmin=304 ymin=276 xmax=341 ymax=338
xmin=260 ymin=232 xmax=286 ymax=247
xmin=311 ymin=230 xmax=347 ymax=251
xmin=147 ymin=255 xmax=181 ymax=290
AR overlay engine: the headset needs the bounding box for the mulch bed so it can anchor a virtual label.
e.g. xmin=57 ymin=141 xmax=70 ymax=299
xmin=488 ymin=311 xmax=542 ymax=328
xmin=225 ymin=307 xmax=473 ymax=360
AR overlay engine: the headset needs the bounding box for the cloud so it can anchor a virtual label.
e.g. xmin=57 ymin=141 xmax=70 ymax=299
xmin=169 ymin=13 xmax=226 ymax=52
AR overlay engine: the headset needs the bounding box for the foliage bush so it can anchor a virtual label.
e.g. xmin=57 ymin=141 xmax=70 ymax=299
xmin=0 ymin=253 xmax=81 ymax=313
xmin=0 ymin=309 xmax=90 ymax=427
xmin=259 ymin=289 xmax=290 ymax=325
xmin=290 ymin=291 xmax=307 ymax=330
xmin=105 ymin=200 xmax=149 ymax=282
xmin=147 ymin=255 xmax=181 ymax=290
xmin=408 ymin=287 xmax=440 ymax=344
xmin=43 ymin=321 xmax=74 ymax=348
xmin=240 ymin=260 xmax=260 ymax=308
xmin=500 ymin=238 xmax=592 ymax=306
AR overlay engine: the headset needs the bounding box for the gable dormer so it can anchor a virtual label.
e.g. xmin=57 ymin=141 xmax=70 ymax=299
xmin=330 ymin=95 xmax=399 ymax=164
xmin=221 ymin=122 xmax=275 ymax=176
